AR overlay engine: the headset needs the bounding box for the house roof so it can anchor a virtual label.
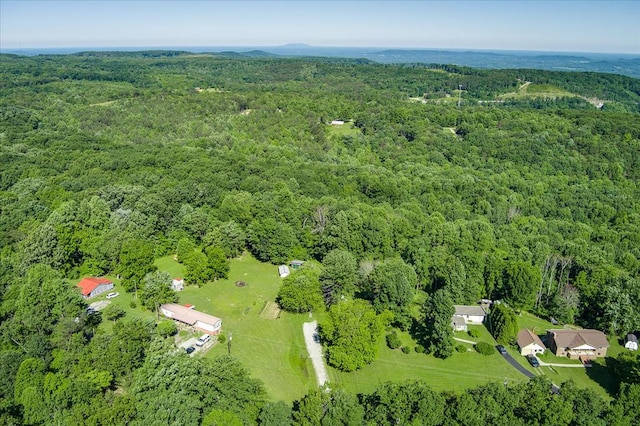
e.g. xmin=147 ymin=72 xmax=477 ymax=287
xmin=161 ymin=303 xmax=220 ymax=326
xmin=626 ymin=334 xmax=638 ymax=343
xmin=451 ymin=315 xmax=467 ymax=326
xmin=517 ymin=329 xmax=546 ymax=349
xmin=290 ymin=260 xmax=304 ymax=266
xmin=279 ymin=265 xmax=290 ymax=274
xmin=454 ymin=305 xmax=486 ymax=317
xmin=548 ymin=329 xmax=609 ymax=350
xmin=77 ymin=277 xmax=112 ymax=296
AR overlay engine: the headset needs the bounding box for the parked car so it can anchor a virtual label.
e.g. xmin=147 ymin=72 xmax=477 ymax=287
xmin=185 ymin=346 xmax=195 ymax=354
xmin=527 ymin=354 xmax=540 ymax=367
xmin=496 ymin=345 xmax=507 ymax=354
xmin=106 ymin=292 xmax=119 ymax=299
xmin=195 ymin=334 xmax=211 ymax=347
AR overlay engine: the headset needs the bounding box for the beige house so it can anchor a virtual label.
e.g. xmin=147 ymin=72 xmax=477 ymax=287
xmin=546 ymin=329 xmax=609 ymax=359
xmin=517 ymin=329 xmax=546 ymax=356
xmin=453 ymin=305 xmax=487 ymax=324
xmin=160 ymin=303 xmax=222 ymax=335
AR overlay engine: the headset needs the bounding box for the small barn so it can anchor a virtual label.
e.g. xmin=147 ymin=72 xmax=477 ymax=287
xmin=625 ymin=334 xmax=638 ymax=351
xmin=77 ymin=277 xmax=114 ymax=299
xmin=171 ymin=278 xmax=184 ymax=292
xmin=278 ymin=265 xmax=290 ymax=278
xmin=517 ymin=329 xmax=546 ymax=356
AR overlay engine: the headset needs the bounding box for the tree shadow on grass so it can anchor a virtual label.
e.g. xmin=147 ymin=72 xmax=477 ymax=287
xmin=584 ymin=357 xmax=620 ymax=398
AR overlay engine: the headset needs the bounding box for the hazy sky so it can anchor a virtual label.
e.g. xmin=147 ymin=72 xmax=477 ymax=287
xmin=1 ymin=0 xmax=639 ymax=53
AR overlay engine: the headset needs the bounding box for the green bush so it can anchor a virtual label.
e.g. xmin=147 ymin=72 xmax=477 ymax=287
xmin=474 ymin=341 xmax=494 ymax=355
xmin=455 ymin=344 xmax=467 ymax=353
xmin=401 ymin=346 xmax=410 ymax=354
xmin=386 ymin=332 xmax=401 ymax=349
xmin=129 ymin=301 xmax=137 ymax=309
xmin=468 ymin=329 xmax=481 ymax=338
xmin=218 ymin=333 xmax=226 ymax=344
xmin=415 ymin=344 xmax=426 ymax=354
xmin=157 ymin=320 xmax=177 ymax=338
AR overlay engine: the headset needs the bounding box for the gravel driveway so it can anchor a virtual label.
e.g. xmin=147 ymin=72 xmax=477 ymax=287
xmin=303 ymin=321 xmax=329 ymax=386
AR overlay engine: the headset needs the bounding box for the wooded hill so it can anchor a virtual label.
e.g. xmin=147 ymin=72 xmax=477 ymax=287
xmin=0 ymin=52 xmax=639 ymax=424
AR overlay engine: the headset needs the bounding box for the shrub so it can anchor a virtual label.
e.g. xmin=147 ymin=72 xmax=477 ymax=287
xmin=468 ymin=329 xmax=481 ymax=338
xmin=129 ymin=301 xmax=137 ymax=309
xmin=217 ymin=333 xmax=226 ymax=344
xmin=415 ymin=344 xmax=426 ymax=354
xmin=386 ymin=332 xmax=401 ymax=349
xmin=455 ymin=344 xmax=467 ymax=353
xmin=401 ymin=346 xmax=411 ymax=354
xmin=157 ymin=320 xmax=177 ymax=337
xmin=475 ymin=341 xmax=494 ymax=355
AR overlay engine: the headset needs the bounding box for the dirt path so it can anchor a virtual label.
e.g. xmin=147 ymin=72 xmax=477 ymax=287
xmin=453 ymin=337 xmax=477 ymax=344
xmin=303 ymin=321 xmax=329 ymax=386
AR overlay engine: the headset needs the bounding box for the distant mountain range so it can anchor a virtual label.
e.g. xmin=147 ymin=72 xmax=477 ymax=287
xmin=4 ymin=45 xmax=639 ymax=78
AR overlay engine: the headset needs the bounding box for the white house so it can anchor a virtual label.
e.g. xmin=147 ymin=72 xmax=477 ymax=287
xmin=278 ymin=265 xmax=290 ymax=278
xmin=451 ymin=316 xmax=467 ymax=332
xmin=330 ymin=120 xmax=344 ymax=125
xmin=453 ymin=305 xmax=487 ymax=324
xmin=160 ymin=303 xmax=222 ymax=335
xmin=517 ymin=329 xmax=546 ymax=356
xmin=171 ymin=278 xmax=184 ymax=292
xmin=625 ymin=334 xmax=638 ymax=351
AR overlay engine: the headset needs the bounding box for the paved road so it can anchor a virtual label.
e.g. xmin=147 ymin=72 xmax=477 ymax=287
xmin=303 ymin=321 xmax=329 ymax=386
xmin=500 ymin=351 xmax=536 ymax=379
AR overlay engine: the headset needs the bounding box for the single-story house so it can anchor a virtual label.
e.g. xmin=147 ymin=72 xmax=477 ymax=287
xmin=331 ymin=120 xmax=344 ymax=125
xmin=279 ymin=265 xmax=290 ymax=278
xmin=546 ymin=329 xmax=609 ymax=359
xmin=625 ymin=334 xmax=638 ymax=351
xmin=77 ymin=277 xmax=114 ymax=299
xmin=290 ymin=260 xmax=304 ymax=269
xmin=517 ymin=329 xmax=546 ymax=356
xmin=171 ymin=278 xmax=184 ymax=292
xmin=451 ymin=316 xmax=467 ymax=332
xmin=453 ymin=305 xmax=487 ymax=324
xmin=160 ymin=303 xmax=222 ymax=335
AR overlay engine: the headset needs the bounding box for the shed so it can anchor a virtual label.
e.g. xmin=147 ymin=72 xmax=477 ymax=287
xmin=278 ymin=265 xmax=290 ymax=278
xmin=290 ymin=260 xmax=304 ymax=269
xmin=517 ymin=329 xmax=546 ymax=356
xmin=625 ymin=334 xmax=638 ymax=351
xmin=171 ymin=278 xmax=184 ymax=292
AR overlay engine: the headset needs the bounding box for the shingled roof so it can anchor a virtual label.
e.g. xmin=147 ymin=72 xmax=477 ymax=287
xmin=517 ymin=329 xmax=546 ymax=349
xmin=548 ymin=329 xmax=609 ymax=350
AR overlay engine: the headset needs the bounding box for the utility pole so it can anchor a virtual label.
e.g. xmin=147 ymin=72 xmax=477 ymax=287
xmin=227 ymin=332 xmax=232 ymax=355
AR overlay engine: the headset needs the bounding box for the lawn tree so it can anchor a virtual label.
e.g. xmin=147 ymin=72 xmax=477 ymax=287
xmin=277 ymin=267 xmax=323 ymax=313
xmin=139 ymin=270 xmax=177 ymax=320
xmin=489 ymin=303 xmax=518 ymax=344
xmin=423 ymin=289 xmax=455 ymax=358
xmin=205 ymin=245 xmax=230 ymax=280
xmin=103 ymin=304 xmax=126 ymax=323
xmin=183 ymin=251 xmax=211 ymax=287
xmin=176 ymin=237 xmax=195 ymax=263
xmin=367 ymin=257 xmax=417 ymax=330
xmin=320 ymin=249 xmax=358 ymax=306
xmin=320 ymin=299 xmax=387 ymax=371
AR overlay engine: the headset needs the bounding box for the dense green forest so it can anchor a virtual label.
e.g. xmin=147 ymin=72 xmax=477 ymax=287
xmin=1 ymin=52 xmax=639 ymax=424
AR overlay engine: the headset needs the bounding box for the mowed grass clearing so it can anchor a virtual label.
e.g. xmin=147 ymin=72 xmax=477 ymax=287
xmin=167 ymin=254 xmax=317 ymax=402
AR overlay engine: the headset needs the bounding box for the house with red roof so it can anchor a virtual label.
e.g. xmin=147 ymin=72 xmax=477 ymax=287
xmin=77 ymin=277 xmax=114 ymax=299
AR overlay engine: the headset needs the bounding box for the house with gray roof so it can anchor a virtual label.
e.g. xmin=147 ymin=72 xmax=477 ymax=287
xmin=546 ymin=329 xmax=609 ymax=359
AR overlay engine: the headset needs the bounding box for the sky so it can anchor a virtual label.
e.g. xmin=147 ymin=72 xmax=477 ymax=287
xmin=1 ymin=0 xmax=639 ymax=54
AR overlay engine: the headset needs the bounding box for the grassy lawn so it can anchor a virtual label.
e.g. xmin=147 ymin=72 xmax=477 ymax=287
xmin=93 ymin=277 xmax=156 ymax=334
xmin=174 ymin=254 xmax=317 ymax=402
xmin=154 ymin=255 xmax=186 ymax=278
xmin=326 ymin=121 xmax=361 ymax=137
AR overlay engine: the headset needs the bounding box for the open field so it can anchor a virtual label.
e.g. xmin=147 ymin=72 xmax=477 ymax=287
xmin=326 ymin=120 xmax=361 ymax=137
xmin=154 ymin=255 xmax=186 ymax=278
xmin=173 ymin=254 xmax=317 ymax=402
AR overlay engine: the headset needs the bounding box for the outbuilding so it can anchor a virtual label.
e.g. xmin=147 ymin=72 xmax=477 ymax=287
xmin=625 ymin=334 xmax=638 ymax=351
xmin=279 ymin=265 xmax=290 ymax=278
xmin=77 ymin=277 xmax=114 ymax=299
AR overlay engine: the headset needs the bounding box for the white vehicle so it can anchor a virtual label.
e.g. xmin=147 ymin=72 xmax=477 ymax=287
xmin=195 ymin=334 xmax=211 ymax=347
xmin=106 ymin=292 xmax=119 ymax=299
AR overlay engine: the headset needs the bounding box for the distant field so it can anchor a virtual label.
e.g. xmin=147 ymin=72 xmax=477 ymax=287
xmin=326 ymin=120 xmax=361 ymax=137
xmin=499 ymin=83 xmax=576 ymax=99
